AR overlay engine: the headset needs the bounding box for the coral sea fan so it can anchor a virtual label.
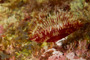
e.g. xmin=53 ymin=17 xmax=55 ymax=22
xmin=29 ymin=10 xmax=83 ymax=43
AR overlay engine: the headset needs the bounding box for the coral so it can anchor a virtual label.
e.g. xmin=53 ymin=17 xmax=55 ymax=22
xmin=0 ymin=0 xmax=90 ymax=60
xmin=0 ymin=25 xmax=4 ymax=36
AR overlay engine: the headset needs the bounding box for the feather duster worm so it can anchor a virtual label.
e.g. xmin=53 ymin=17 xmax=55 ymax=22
xmin=29 ymin=10 xmax=83 ymax=43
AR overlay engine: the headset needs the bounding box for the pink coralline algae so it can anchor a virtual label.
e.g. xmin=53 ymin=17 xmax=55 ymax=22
xmin=48 ymin=54 xmax=66 ymax=60
xmin=40 ymin=47 xmax=87 ymax=60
